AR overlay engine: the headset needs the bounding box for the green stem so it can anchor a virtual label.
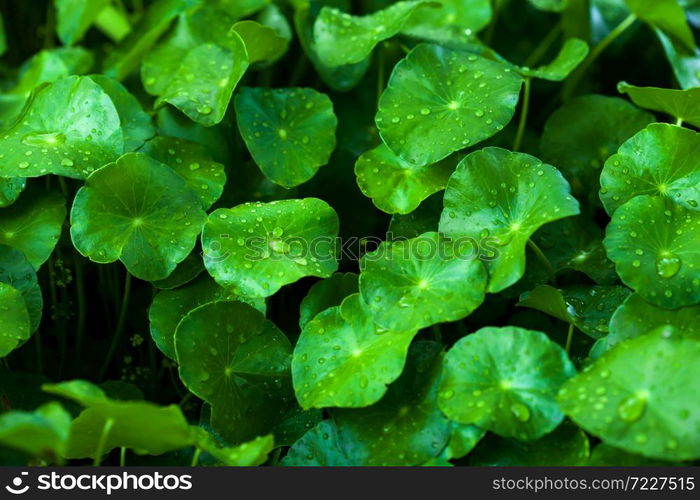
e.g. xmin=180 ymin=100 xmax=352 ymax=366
xmin=93 ymin=418 xmax=115 ymax=466
xmin=485 ymin=0 xmax=503 ymax=46
xmin=431 ymin=325 xmax=442 ymax=343
xmin=43 ymin=1 xmax=55 ymax=48
xmin=563 ymin=14 xmax=637 ymax=100
xmin=377 ymin=45 xmax=385 ymax=107
xmin=524 ymin=22 xmax=562 ymax=68
xmin=190 ymin=447 xmax=202 ymax=467
xmin=565 ymin=322 xmax=575 ymax=354
xmin=120 ymin=447 xmax=127 ymax=467
xmin=676 ymin=117 xmax=684 ymax=127
xmin=98 ymin=271 xmax=132 ymax=380
xmin=74 ymin=256 xmax=87 ymax=374
xmin=527 ymin=239 xmax=556 ymax=285
xmin=513 ymin=77 xmax=531 ymax=152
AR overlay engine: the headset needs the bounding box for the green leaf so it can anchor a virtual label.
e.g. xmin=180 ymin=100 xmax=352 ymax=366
xmin=141 ymin=7 xmax=249 ymax=126
xmin=333 ymin=341 xmax=451 ymax=466
xmin=520 ymin=38 xmax=589 ymax=81
xmin=439 ymin=423 xmax=485 ymax=460
xmin=43 ymin=380 xmax=194 ymax=458
xmin=402 ymin=0 xmax=493 ymax=43
xmin=603 ymin=195 xmax=700 ymax=308
xmin=140 ymin=136 xmax=226 ymax=210
xmin=313 ymin=1 xmax=437 ymax=66
xmin=0 ymin=245 xmax=43 ymax=333
xmin=0 ymin=76 xmax=123 ymax=179
xmin=606 ymin=293 xmax=700 ymax=350
xmin=601 ymin=124 xmax=700 ymax=215
xmin=151 ymin=252 xmax=204 ymax=290
xmin=359 ymin=231 xmax=487 ymax=330
xmin=588 ymin=443 xmax=679 ymax=465
xmin=0 ymin=283 xmax=30 ymax=358
xmin=213 ymin=0 xmax=270 ymax=18
xmin=176 ymin=301 xmax=292 ymax=444
xmin=540 ymin=95 xmax=653 ymax=201
xmin=70 ymin=152 xmax=207 ymax=281
xmin=529 ymin=0 xmax=568 ymax=11
xmin=0 ymin=188 xmax=66 ymax=269
xmin=438 ymin=326 xmax=576 ymax=440
xmin=281 ymin=420 xmax=352 ymax=466
xmin=0 ymin=178 xmax=25 ymax=208
xmin=292 ymin=293 xmax=417 ymax=409
xmin=625 ymin=0 xmax=696 ymax=52
xmin=55 ymin=0 xmax=110 ymax=45
xmin=388 ymin=192 xmax=442 ymax=239
xmin=654 ymin=27 xmax=700 ymax=90
xmin=197 ymin=431 xmax=274 ymax=466
xmin=234 ymin=87 xmax=337 ymax=188
xmin=355 ymin=143 xmax=454 ymax=214
xmin=440 ymin=148 xmax=580 ymax=293
xmin=202 ymin=198 xmax=339 ymax=298
xmin=272 ymin=406 xmax=324 ymax=447
xmin=299 ymin=272 xmax=358 ymax=329
xmin=0 ymin=402 xmax=71 ymax=460
xmin=232 ymin=20 xmax=289 ymax=65
xmin=376 ymin=44 xmax=523 ymax=166
xmin=558 ymin=326 xmax=700 ymax=460
xmin=470 ymin=421 xmax=589 ymax=465
xmin=103 ymin=0 xmax=200 ymax=80
xmin=89 ymin=75 xmax=155 ymax=152
xmin=619 ymin=82 xmax=700 ymax=128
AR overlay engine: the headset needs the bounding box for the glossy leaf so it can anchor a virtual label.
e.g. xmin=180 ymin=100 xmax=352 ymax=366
xmin=281 ymin=420 xmax=351 ymax=466
xmin=520 ymin=38 xmax=589 ymax=81
xmin=233 ymin=20 xmax=288 ymax=64
xmin=619 ymin=82 xmax=700 ymax=128
xmin=402 ymin=0 xmax=492 ymax=43
xmin=0 ymin=178 xmax=26 ymax=208
xmin=625 ymin=0 xmax=695 ymax=52
xmin=55 ymin=0 xmax=110 ymax=45
xmin=299 ymin=272 xmax=358 ymax=329
xmin=0 ymin=245 xmax=43 ymax=333
xmin=439 ymin=423 xmax=485 ymax=460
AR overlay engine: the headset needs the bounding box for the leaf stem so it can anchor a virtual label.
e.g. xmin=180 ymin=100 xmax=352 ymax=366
xmin=565 ymin=322 xmax=575 ymax=354
xmin=377 ymin=44 xmax=386 ymax=107
xmin=191 ymin=447 xmax=202 ymax=467
xmin=120 ymin=447 xmax=126 ymax=467
xmin=98 ymin=271 xmax=132 ymax=380
xmin=93 ymin=418 xmax=115 ymax=466
xmin=563 ymin=14 xmax=637 ymax=100
xmin=676 ymin=117 xmax=684 ymax=127
xmin=513 ymin=77 xmax=531 ymax=152
xmin=527 ymin=239 xmax=556 ymax=285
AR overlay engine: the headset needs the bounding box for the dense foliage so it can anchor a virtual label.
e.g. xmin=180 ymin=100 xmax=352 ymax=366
xmin=0 ymin=0 xmax=699 ymax=467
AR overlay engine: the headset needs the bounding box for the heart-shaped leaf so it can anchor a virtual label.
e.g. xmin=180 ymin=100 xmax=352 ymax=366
xmin=440 ymin=147 xmax=580 ymax=293
xmin=140 ymin=136 xmax=226 ymax=209
xmin=0 ymin=402 xmax=71 ymax=460
xmin=202 ymin=198 xmax=339 ymax=298
xmin=235 ymin=87 xmax=337 ymax=188
xmin=70 ymin=152 xmax=207 ymax=281
xmin=600 ymin=124 xmax=700 ymax=214
xmin=299 ymin=272 xmax=358 ymax=329
xmin=233 ymin=20 xmax=288 ymax=64
xmin=520 ymin=38 xmax=589 ymax=81
xmin=141 ymin=7 xmax=249 ymax=126
xmin=603 ymin=195 xmax=700 ymax=308
xmin=176 ymin=301 xmax=292 ymax=444
xmin=313 ymin=1 xmax=436 ymax=66
xmin=355 ymin=144 xmax=454 ymax=214
xmin=376 ymin=44 xmax=523 ymax=166
xmin=359 ymin=231 xmax=487 ymax=330
xmin=0 ymin=76 xmax=123 ymax=179
xmin=558 ymin=326 xmax=700 ymax=460
xmin=292 ymin=294 xmax=418 ymax=409
xmin=438 ymin=326 xmax=576 ymax=440
xmin=0 ymin=283 xmax=30 ymax=358
xmin=0 ymin=245 xmax=43 ymax=333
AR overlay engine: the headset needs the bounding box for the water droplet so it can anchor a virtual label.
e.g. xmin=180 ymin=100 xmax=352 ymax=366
xmin=617 ymin=394 xmax=647 ymax=423
xmin=510 ymin=403 xmax=531 ymax=422
xmin=656 ymin=252 xmax=681 ymax=278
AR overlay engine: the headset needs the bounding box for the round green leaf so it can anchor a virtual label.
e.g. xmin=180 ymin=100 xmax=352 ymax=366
xmin=520 ymin=38 xmax=589 ymax=81
xmin=140 ymin=136 xmax=226 ymax=209
xmin=438 ymin=326 xmax=576 ymax=440
xmin=376 ymin=44 xmax=523 ymax=166
xmin=299 ymin=272 xmax=358 ymax=329
xmin=232 ymin=20 xmax=288 ymax=64
xmin=0 ymin=283 xmax=30 ymax=358
xmin=333 ymin=341 xmax=451 ymax=466
xmin=600 ymin=124 xmax=700 ymax=215
xmin=0 ymin=245 xmax=43 ymax=333
xmin=272 ymin=406 xmax=324 ymax=448
xmin=70 ymin=152 xmax=207 ymax=281
xmin=202 ymin=198 xmax=339 ymax=298
xmin=540 ymin=95 xmax=653 ymax=200
xmin=0 ymin=188 xmax=66 ymax=269
xmin=89 ymin=75 xmax=155 ymax=152
xmin=0 ymin=75 xmax=123 ymax=179
xmin=151 ymin=252 xmax=204 ymax=290
xmin=439 ymin=148 xmax=580 ymax=293
xmin=355 ymin=143 xmax=453 ymax=214
xmin=359 ymin=232 xmax=487 ymax=330
xmin=234 ymin=87 xmax=337 ymax=188
xmin=606 ymin=293 xmax=700 ymax=350
xmin=618 ymin=82 xmax=700 ymax=128
xmin=558 ymin=326 xmax=700 ymax=460
xmin=402 ymin=0 xmax=493 ymax=43
xmin=149 ymin=274 xmax=264 ymax=360
xmin=603 ymin=195 xmax=700 ymax=308
xmin=176 ymin=301 xmax=292 ymax=444
xmin=0 ymin=178 xmax=26 ymax=208
xmin=313 ymin=1 xmax=436 ymax=67
xmin=292 ymin=294 xmax=417 ymax=409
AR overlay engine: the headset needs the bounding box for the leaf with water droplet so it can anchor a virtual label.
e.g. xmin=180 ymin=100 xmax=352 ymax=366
xmin=292 ymin=294 xmax=418 ymax=409
xmin=558 ymin=326 xmax=700 ymax=461
xmin=376 ymin=44 xmax=523 ymax=166
xmin=438 ymin=326 xmax=576 ymax=440
xmin=440 ymin=148 xmax=580 ymax=293
xmin=234 ymin=87 xmax=337 ymax=188
xmin=401 ymin=0 xmax=492 ymax=45
xmin=0 ymin=178 xmax=26 ymax=209
xmin=282 ymin=420 xmax=353 ymax=466
xmin=70 ymin=152 xmax=207 ymax=281
xmin=176 ymin=301 xmax=292 ymax=444
xmin=299 ymin=272 xmax=358 ymax=329
xmin=603 ymin=195 xmax=700 ymax=308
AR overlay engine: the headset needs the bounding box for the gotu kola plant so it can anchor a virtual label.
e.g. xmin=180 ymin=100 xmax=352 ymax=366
xmin=0 ymin=0 xmax=699 ymax=468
